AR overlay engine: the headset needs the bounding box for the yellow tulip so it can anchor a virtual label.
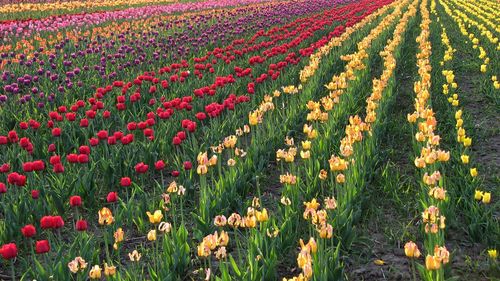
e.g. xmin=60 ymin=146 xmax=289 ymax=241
xmin=461 ymin=155 xmax=469 ymax=164
xmin=301 ymin=141 xmax=311 ymax=150
xmin=147 ymin=229 xmax=157 ymax=241
xmin=128 ymin=250 xmax=141 ymax=262
xmin=89 ymin=265 xmax=102 ymax=279
xmin=318 ymin=169 xmax=328 ymax=180
xmin=488 ymin=249 xmax=498 ymax=260
xmin=404 ymin=241 xmax=421 ymax=258
xmin=256 ymin=208 xmax=269 ymax=222
xmin=482 ymin=192 xmax=491 ymax=204
xmin=146 ymin=210 xmax=163 ymax=224
xmin=336 ymin=173 xmax=345 ymax=184
xmin=104 ymin=263 xmax=116 ymax=276
xmin=470 ymin=168 xmax=478 ymax=177
xmin=463 ymin=137 xmax=472 ymax=147
xmin=425 ymin=255 xmax=441 ymax=270
xmin=474 ymin=190 xmax=484 ymax=201
xmin=98 ymin=207 xmax=114 ymax=225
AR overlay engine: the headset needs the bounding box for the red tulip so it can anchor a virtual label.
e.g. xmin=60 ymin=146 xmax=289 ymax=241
xmin=0 ymin=182 xmax=6 ymax=193
xmin=172 ymin=136 xmax=182 ymax=145
xmin=107 ymin=136 xmax=117 ymax=145
xmin=32 ymin=160 xmax=45 ymax=171
xmin=53 ymin=163 xmax=65 ymax=173
xmin=8 ymin=131 xmax=18 ymax=143
xmin=89 ymin=138 xmax=99 ymax=146
xmin=80 ymin=118 xmax=89 ymax=127
xmin=40 ymin=216 xmax=55 ymax=229
xmin=75 ymin=220 xmax=88 ymax=231
xmin=7 ymin=172 xmax=26 ymax=186
xmin=0 ymin=243 xmax=17 ymax=260
xmin=23 ymin=162 xmax=33 ymax=172
xmin=79 ymin=146 xmax=90 ymax=155
xmin=35 ymin=240 xmax=50 ymax=254
xmin=195 ymin=112 xmax=206 ymax=121
xmin=134 ymin=162 xmax=149 ymax=174
xmin=97 ymin=130 xmax=108 ymax=139
xmin=127 ymin=122 xmax=137 ymax=131
xmin=106 ymin=192 xmax=118 ymax=203
xmin=77 ymin=154 xmax=89 ymax=163
xmin=67 ymin=154 xmax=78 ymax=163
xmin=21 ymin=224 xmax=37 ymax=238
xmin=0 ymin=163 xmax=10 ymax=173
xmin=48 ymin=143 xmax=56 ymax=152
xmin=120 ymin=177 xmax=131 ymax=187
xmin=177 ymin=131 xmax=186 ymax=140
xmin=53 ymin=216 xmax=64 ymax=229
xmin=69 ymin=196 xmax=82 ymax=207
xmin=31 ymin=190 xmax=39 ymax=199
xmin=19 ymin=122 xmax=28 ymax=130
xmin=155 ymin=160 xmax=165 ymax=170
xmin=52 ymin=128 xmax=61 ymax=137
xmin=50 ymin=155 xmax=61 ymax=165
xmin=183 ymin=161 xmax=192 ymax=170
xmin=171 ymin=170 xmax=180 ymax=177
xmin=113 ymin=131 xmax=123 ymax=140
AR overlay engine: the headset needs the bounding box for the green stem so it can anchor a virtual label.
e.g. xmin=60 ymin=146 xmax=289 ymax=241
xmin=10 ymin=259 xmax=15 ymax=281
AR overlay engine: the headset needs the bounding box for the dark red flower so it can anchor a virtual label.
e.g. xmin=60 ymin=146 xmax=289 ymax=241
xmin=69 ymin=196 xmax=82 ymax=207
xmin=134 ymin=162 xmax=149 ymax=174
xmin=52 ymin=128 xmax=61 ymax=137
xmin=48 ymin=143 xmax=56 ymax=152
xmin=0 ymin=163 xmax=10 ymax=173
xmin=32 ymin=160 xmax=45 ymax=171
xmin=195 ymin=112 xmax=206 ymax=121
xmin=8 ymin=131 xmax=18 ymax=143
xmin=155 ymin=160 xmax=165 ymax=171
xmin=172 ymin=136 xmax=182 ymax=145
xmin=21 ymin=224 xmax=36 ymax=238
xmin=75 ymin=220 xmax=88 ymax=231
xmin=50 ymin=155 xmax=61 ymax=165
xmin=40 ymin=216 xmax=55 ymax=229
xmin=107 ymin=136 xmax=117 ymax=145
xmin=35 ymin=240 xmax=50 ymax=254
xmin=0 ymin=243 xmax=17 ymax=260
xmin=171 ymin=170 xmax=180 ymax=177
xmin=106 ymin=192 xmax=118 ymax=203
xmin=53 ymin=163 xmax=64 ymax=174
xmin=77 ymin=154 xmax=89 ymax=163
xmin=127 ymin=122 xmax=137 ymax=131
xmin=0 ymin=182 xmax=6 ymax=193
xmin=31 ymin=190 xmax=39 ymax=199
xmin=120 ymin=177 xmax=131 ymax=187
xmin=23 ymin=162 xmax=33 ymax=172
xmin=97 ymin=130 xmax=108 ymax=140
xmin=89 ymin=138 xmax=99 ymax=146
xmin=183 ymin=161 xmax=192 ymax=170
xmin=53 ymin=216 xmax=64 ymax=229
xmin=20 ymin=122 xmax=28 ymax=130
xmin=67 ymin=154 xmax=78 ymax=163
xmin=177 ymin=131 xmax=186 ymax=140
xmin=80 ymin=118 xmax=89 ymax=127
xmin=79 ymin=146 xmax=90 ymax=155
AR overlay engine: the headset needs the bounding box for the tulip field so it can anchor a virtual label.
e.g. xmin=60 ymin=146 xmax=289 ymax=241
xmin=0 ymin=0 xmax=499 ymax=280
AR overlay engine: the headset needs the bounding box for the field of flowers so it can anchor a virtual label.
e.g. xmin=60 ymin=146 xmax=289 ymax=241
xmin=0 ymin=0 xmax=498 ymax=280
